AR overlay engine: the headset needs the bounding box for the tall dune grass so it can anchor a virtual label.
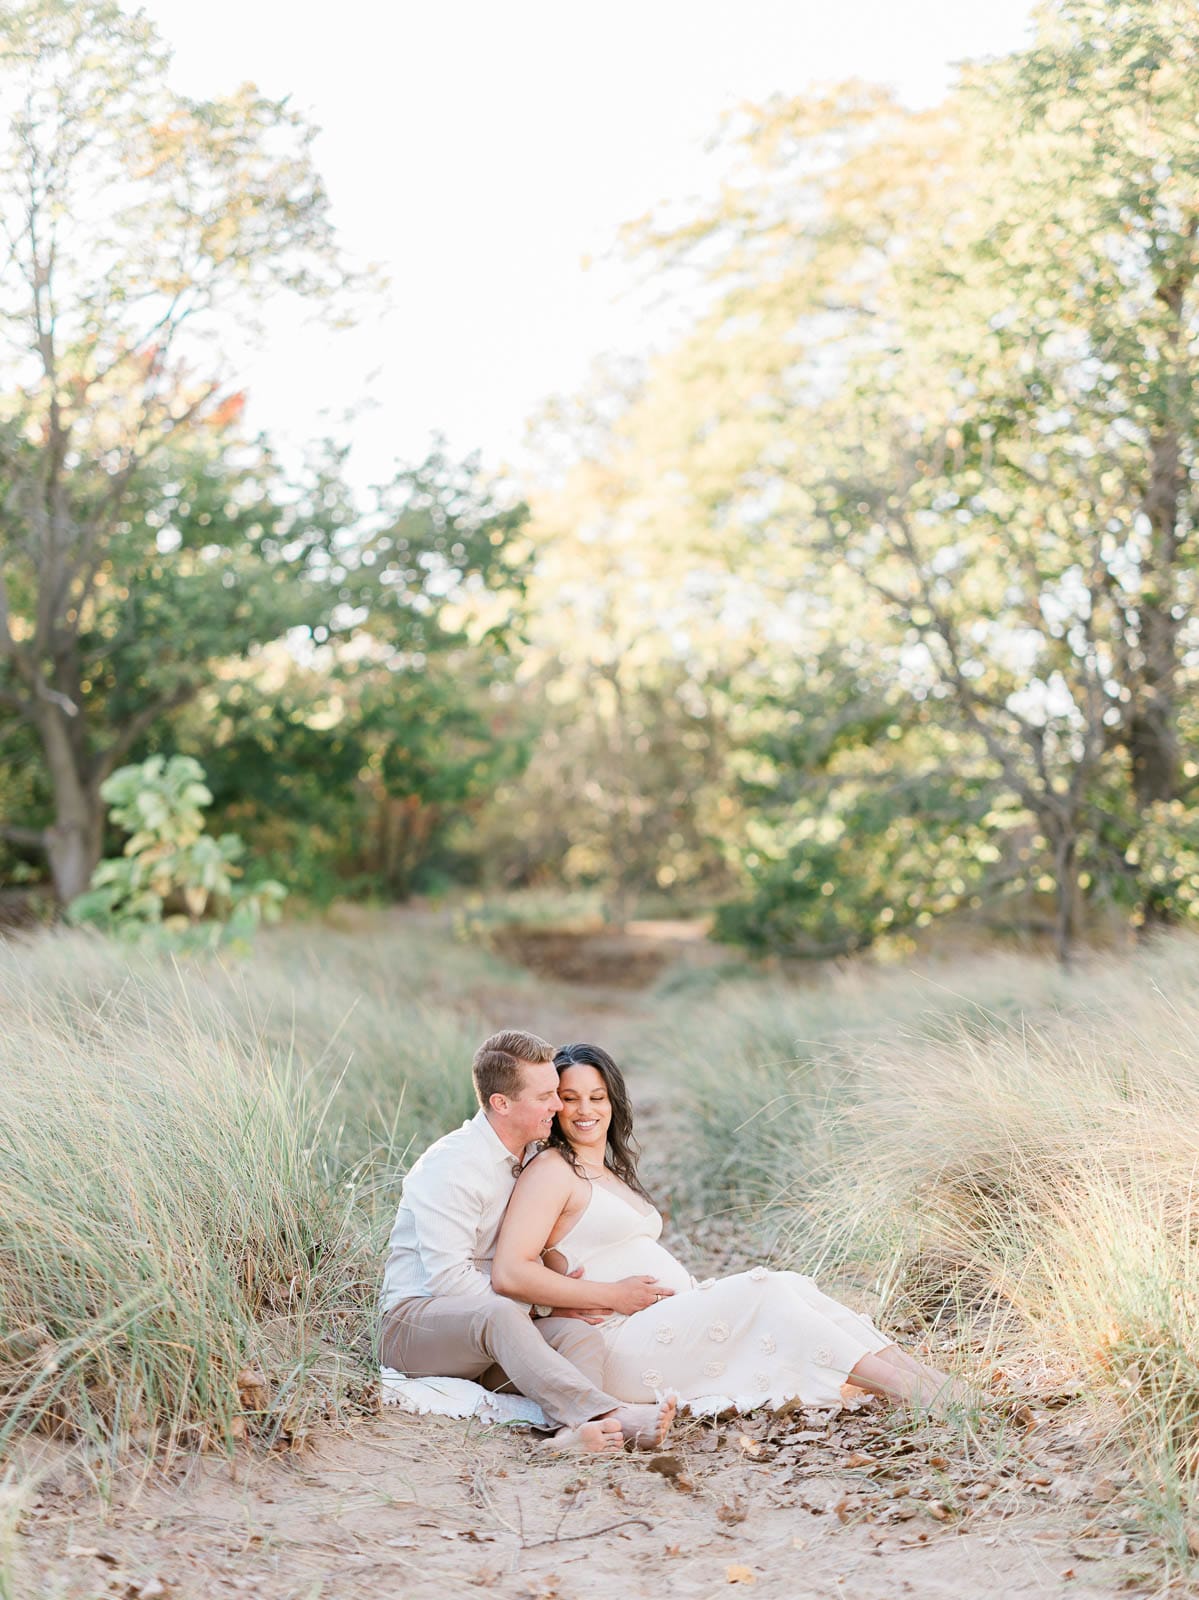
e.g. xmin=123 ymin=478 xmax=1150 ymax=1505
xmin=0 ymin=919 xmax=520 ymax=1461
xmin=665 ymin=933 xmax=1199 ymax=1546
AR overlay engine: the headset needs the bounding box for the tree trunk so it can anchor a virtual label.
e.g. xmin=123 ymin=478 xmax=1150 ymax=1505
xmin=44 ymin=813 xmax=103 ymax=904
xmin=37 ymin=704 xmax=104 ymax=903
xmin=1129 ymin=682 xmax=1180 ymax=932
xmin=1129 ymin=423 xmax=1186 ymax=931
xmin=1052 ymin=824 xmax=1079 ymax=968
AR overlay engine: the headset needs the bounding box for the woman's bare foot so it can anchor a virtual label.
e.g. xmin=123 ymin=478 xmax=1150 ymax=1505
xmin=922 ymin=1373 xmax=994 ymax=1417
xmin=542 ymin=1417 xmax=624 ymax=1453
xmin=611 ymin=1395 xmax=677 ymax=1450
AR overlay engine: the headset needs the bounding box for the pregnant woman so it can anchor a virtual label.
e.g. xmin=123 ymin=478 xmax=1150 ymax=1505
xmin=492 ymin=1043 xmax=960 ymax=1415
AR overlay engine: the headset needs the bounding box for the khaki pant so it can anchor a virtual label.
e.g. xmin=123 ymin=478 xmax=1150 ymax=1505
xmin=380 ymin=1293 xmax=617 ymax=1431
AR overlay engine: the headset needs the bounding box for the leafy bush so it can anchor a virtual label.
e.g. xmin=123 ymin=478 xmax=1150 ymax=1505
xmin=69 ymin=755 xmax=285 ymax=948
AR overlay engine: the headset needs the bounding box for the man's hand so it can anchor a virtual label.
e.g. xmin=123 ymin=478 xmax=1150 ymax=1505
xmin=542 ymin=1267 xmax=607 ymax=1325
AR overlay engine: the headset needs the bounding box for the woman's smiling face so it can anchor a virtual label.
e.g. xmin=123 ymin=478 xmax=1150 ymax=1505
xmin=556 ymin=1063 xmax=611 ymax=1157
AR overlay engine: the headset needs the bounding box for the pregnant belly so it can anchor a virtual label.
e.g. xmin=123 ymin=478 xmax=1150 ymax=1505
xmin=566 ymin=1238 xmax=694 ymax=1296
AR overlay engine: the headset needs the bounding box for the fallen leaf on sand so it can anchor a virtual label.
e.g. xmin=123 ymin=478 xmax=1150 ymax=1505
xmin=519 ymin=1577 xmax=562 ymax=1600
xmin=236 ymin=1366 xmax=270 ymax=1412
xmin=726 ymin=1566 xmax=756 ymax=1584
xmin=647 ymin=1454 xmax=695 ymax=1493
xmin=717 ymin=1496 xmax=747 ymax=1526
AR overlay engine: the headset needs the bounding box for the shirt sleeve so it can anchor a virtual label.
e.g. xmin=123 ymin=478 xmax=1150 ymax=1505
xmin=402 ymin=1153 xmax=498 ymax=1303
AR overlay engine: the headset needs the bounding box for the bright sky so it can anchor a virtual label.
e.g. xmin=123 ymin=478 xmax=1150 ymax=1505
xmin=140 ymin=0 xmax=1037 ymax=486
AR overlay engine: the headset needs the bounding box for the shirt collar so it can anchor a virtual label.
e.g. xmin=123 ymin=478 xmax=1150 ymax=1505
xmin=472 ymin=1107 xmax=525 ymax=1173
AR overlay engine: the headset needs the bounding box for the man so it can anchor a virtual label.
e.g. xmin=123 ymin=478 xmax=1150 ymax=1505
xmin=379 ymin=1028 xmax=675 ymax=1453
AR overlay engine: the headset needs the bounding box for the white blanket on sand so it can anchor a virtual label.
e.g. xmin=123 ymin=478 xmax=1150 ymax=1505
xmin=380 ymin=1368 xmax=549 ymax=1429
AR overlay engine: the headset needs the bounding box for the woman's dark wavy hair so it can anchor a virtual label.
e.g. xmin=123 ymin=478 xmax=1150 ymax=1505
xmin=547 ymin=1042 xmax=652 ymax=1203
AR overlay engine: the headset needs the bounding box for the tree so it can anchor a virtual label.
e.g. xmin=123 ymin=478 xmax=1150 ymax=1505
xmin=0 ymin=1 xmax=352 ymax=900
xmin=610 ymin=0 xmax=1199 ymax=959
xmin=711 ymin=653 xmax=1031 ymax=957
xmin=193 ymin=638 xmax=532 ymax=903
xmin=494 ymin=387 xmax=747 ymax=915
xmin=0 ymin=6 xmax=533 ymax=908
xmin=1003 ymin=0 xmax=1199 ymax=928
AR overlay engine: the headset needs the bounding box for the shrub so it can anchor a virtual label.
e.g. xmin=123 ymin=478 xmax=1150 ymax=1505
xmin=69 ymin=755 xmax=285 ymax=948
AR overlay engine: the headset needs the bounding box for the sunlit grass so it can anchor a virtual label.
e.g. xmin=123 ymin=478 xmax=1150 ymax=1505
xmin=0 ymin=917 xmax=517 ymax=1464
xmin=665 ymin=933 xmax=1199 ymax=1559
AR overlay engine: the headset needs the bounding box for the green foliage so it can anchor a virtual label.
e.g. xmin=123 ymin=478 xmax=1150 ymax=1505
xmin=0 ymin=8 xmax=537 ymax=912
xmin=0 ymin=0 xmax=362 ymax=899
xmin=145 ymin=446 xmax=535 ymax=904
xmin=192 ymin=652 xmax=532 ymax=904
xmin=713 ymin=662 xmax=1020 ymax=955
xmin=521 ymin=0 xmax=1199 ymax=957
xmin=69 ymin=755 xmax=285 ymax=947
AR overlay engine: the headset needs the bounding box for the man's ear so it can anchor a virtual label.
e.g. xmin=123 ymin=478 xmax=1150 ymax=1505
xmin=488 ymin=1092 xmax=510 ymax=1117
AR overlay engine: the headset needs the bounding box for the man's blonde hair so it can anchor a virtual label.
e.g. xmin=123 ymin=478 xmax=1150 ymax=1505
xmin=472 ymin=1028 xmax=553 ymax=1108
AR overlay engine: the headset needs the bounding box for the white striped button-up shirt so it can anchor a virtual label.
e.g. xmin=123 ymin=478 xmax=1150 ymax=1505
xmin=380 ymin=1108 xmax=529 ymax=1312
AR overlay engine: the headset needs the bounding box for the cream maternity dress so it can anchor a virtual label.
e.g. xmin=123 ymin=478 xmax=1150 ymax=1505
xmin=553 ymin=1182 xmax=892 ymax=1413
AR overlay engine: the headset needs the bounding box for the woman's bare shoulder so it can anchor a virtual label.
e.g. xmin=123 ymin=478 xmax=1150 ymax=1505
xmin=514 ymin=1146 xmax=575 ymax=1189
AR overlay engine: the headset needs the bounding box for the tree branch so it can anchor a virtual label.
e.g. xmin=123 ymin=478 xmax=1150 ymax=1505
xmin=91 ymin=680 xmax=200 ymax=783
xmin=0 ymin=822 xmax=45 ymax=851
xmin=0 ymin=687 xmax=33 ymax=721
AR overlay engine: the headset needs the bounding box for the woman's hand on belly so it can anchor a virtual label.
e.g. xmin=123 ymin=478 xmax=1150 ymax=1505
xmin=605 ymin=1276 xmax=676 ymax=1316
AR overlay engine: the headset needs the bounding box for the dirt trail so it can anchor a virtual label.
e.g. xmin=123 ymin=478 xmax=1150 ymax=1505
xmin=11 ymin=942 xmax=1162 ymax=1599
